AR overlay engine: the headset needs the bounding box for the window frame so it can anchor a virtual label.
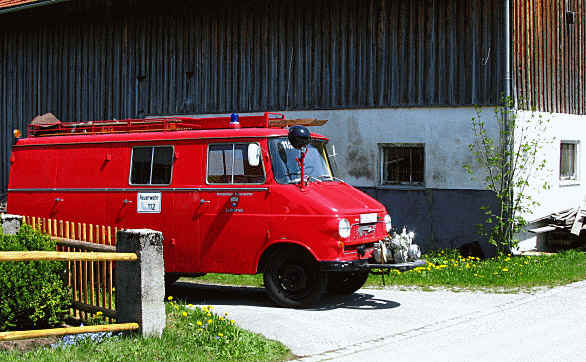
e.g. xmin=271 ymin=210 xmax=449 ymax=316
xmin=378 ymin=143 xmax=425 ymax=186
xmin=205 ymin=142 xmax=266 ymax=185
xmin=129 ymin=145 xmax=175 ymax=186
xmin=559 ymin=140 xmax=580 ymax=184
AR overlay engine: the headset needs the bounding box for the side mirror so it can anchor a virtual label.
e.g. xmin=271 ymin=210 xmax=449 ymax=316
xmin=248 ymin=143 xmax=261 ymax=167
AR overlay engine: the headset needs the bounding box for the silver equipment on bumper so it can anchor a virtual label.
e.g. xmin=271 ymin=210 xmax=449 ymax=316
xmin=374 ymin=227 xmax=422 ymax=264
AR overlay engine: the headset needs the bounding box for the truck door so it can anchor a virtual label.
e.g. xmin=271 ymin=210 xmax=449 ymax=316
xmin=198 ymin=141 xmax=270 ymax=274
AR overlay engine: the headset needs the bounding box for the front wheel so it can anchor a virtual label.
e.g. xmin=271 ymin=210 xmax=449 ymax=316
xmin=263 ymin=249 xmax=327 ymax=308
xmin=327 ymin=271 xmax=370 ymax=295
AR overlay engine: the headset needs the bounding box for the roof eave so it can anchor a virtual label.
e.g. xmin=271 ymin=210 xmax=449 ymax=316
xmin=0 ymin=0 xmax=72 ymax=15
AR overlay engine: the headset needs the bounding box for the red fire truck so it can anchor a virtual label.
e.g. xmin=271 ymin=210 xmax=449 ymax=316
xmin=8 ymin=112 xmax=424 ymax=307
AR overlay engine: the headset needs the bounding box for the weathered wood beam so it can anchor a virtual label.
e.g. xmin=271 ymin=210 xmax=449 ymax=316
xmin=0 ymin=251 xmax=137 ymax=262
xmin=0 ymin=323 xmax=139 ymax=342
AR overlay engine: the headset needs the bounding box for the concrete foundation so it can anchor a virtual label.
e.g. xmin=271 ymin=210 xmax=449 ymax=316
xmin=360 ymin=187 xmax=498 ymax=256
xmin=0 ymin=213 xmax=23 ymax=235
xmin=116 ymin=229 xmax=166 ymax=337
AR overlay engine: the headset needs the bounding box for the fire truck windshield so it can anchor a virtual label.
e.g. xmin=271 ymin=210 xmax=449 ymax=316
xmin=268 ymin=138 xmax=334 ymax=184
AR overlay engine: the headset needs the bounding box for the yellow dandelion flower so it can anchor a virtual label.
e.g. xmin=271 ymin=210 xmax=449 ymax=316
xmin=182 ymin=311 xmax=188 ymax=317
xmin=230 ymin=319 xmax=235 ymax=324
xmin=174 ymin=305 xmax=179 ymax=310
xmin=188 ymin=304 xmax=194 ymax=308
xmin=207 ymin=313 xmax=212 ymax=317
xmin=197 ymin=321 xmax=203 ymax=326
xmin=502 ymin=268 xmax=509 ymax=272
xmin=208 ymin=319 xmax=213 ymax=324
xmin=219 ymin=316 xmax=225 ymax=321
xmin=96 ymin=311 xmax=103 ymax=316
xmin=167 ymin=296 xmax=173 ymax=301
xmin=218 ymin=333 xmax=224 ymax=337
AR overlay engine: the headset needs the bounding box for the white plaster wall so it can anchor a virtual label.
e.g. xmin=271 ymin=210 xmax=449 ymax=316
xmin=283 ymin=107 xmax=499 ymax=190
xmin=515 ymin=110 xmax=586 ymax=221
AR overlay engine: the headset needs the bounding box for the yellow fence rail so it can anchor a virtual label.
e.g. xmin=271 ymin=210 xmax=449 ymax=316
xmin=0 ymin=251 xmax=137 ymax=262
xmin=0 ymin=323 xmax=140 ymax=342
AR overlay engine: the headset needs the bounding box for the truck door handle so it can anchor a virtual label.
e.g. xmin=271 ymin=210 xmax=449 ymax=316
xmin=200 ymin=199 xmax=211 ymax=205
xmin=123 ymin=199 xmax=134 ymax=205
xmin=55 ymin=198 xmax=64 ymax=202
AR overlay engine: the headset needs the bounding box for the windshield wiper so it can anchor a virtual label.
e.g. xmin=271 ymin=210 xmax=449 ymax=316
xmin=316 ymin=175 xmax=334 ymax=181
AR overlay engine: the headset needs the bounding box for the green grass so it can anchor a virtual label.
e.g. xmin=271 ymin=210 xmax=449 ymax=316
xmin=185 ymin=249 xmax=586 ymax=293
xmin=0 ymin=300 xmax=291 ymax=361
xmin=186 ymin=273 xmax=264 ymax=287
xmin=365 ymin=249 xmax=586 ymax=291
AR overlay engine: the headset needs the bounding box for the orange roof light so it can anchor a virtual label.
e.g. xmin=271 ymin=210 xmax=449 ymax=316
xmin=13 ymin=129 xmax=21 ymax=138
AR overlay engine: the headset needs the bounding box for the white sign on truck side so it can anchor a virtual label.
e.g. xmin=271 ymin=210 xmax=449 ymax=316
xmin=137 ymin=192 xmax=162 ymax=213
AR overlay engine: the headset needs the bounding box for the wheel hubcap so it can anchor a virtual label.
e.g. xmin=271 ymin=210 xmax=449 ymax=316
xmin=278 ymin=264 xmax=307 ymax=292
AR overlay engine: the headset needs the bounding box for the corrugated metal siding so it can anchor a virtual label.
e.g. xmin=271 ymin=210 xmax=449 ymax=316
xmin=512 ymin=0 xmax=586 ymax=114
xmin=0 ymin=0 xmax=505 ymax=193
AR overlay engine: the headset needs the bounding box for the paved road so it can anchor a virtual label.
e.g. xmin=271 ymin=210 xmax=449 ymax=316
xmin=168 ymin=280 xmax=586 ymax=361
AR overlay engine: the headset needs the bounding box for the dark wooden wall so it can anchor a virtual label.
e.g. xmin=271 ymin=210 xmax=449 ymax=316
xmin=0 ymin=0 xmax=505 ymax=192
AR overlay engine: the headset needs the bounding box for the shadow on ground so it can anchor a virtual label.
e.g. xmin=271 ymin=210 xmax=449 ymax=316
xmin=167 ymin=281 xmax=400 ymax=311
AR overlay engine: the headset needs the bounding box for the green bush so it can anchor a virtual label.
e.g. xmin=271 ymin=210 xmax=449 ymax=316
xmin=0 ymin=224 xmax=71 ymax=331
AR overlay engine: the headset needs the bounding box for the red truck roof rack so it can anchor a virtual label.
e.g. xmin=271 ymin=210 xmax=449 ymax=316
xmin=27 ymin=112 xmax=327 ymax=137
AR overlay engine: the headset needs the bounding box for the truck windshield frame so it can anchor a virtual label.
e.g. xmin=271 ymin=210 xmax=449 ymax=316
xmin=268 ymin=137 xmax=334 ymax=184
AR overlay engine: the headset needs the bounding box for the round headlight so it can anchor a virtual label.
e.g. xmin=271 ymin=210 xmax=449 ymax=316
xmin=338 ymin=218 xmax=351 ymax=239
xmin=384 ymin=214 xmax=392 ymax=232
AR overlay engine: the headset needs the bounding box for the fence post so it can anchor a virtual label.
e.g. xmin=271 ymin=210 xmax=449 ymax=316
xmin=115 ymin=229 xmax=165 ymax=337
xmin=0 ymin=214 xmax=23 ymax=235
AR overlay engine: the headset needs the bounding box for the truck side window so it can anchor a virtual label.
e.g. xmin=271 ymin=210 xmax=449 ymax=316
xmin=130 ymin=146 xmax=173 ymax=185
xmin=207 ymin=143 xmax=264 ymax=184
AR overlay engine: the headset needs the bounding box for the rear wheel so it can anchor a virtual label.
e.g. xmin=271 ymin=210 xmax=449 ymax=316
xmin=164 ymin=273 xmax=180 ymax=288
xmin=327 ymin=271 xmax=370 ymax=295
xmin=263 ymin=249 xmax=327 ymax=308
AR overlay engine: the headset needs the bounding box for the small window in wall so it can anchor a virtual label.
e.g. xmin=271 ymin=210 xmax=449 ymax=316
xmin=207 ymin=143 xmax=265 ymax=184
xmin=380 ymin=144 xmax=424 ymax=185
xmin=560 ymin=141 xmax=579 ymax=181
xmin=130 ymin=146 xmax=174 ymax=185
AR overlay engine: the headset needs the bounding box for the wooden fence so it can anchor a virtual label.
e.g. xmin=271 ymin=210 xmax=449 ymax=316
xmin=0 ymin=243 xmax=139 ymax=341
xmin=23 ymin=216 xmax=121 ymax=322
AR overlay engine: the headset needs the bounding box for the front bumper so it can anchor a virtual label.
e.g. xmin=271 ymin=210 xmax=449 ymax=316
xmin=320 ymin=259 xmax=427 ymax=272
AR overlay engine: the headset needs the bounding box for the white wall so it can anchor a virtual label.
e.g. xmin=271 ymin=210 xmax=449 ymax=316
xmin=284 ymin=107 xmax=499 ymax=190
xmin=516 ymin=110 xmax=586 ymax=221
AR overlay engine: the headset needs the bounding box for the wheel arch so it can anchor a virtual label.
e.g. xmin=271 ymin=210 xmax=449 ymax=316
xmin=256 ymin=241 xmax=318 ymax=274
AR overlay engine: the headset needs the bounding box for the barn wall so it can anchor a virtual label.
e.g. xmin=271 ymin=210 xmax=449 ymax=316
xmin=0 ymin=0 xmax=505 ymax=192
xmin=512 ymin=0 xmax=586 ymax=114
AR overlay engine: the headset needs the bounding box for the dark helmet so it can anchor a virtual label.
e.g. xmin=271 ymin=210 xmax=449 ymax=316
xmin=288 ymin=126 xmax=311 ymax=149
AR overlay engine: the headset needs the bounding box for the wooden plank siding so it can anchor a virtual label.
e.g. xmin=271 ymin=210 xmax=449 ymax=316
xmin=512 ymin=0 xmax=586 ymax=114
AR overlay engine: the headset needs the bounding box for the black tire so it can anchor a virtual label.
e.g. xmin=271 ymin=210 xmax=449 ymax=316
xmin=326 ymin=271 xmax=370 ymax=295
xmin=263 ymin=249 xmax=327 ymax=308
xmin=164 ymin=273 xmax=180 ymax=287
